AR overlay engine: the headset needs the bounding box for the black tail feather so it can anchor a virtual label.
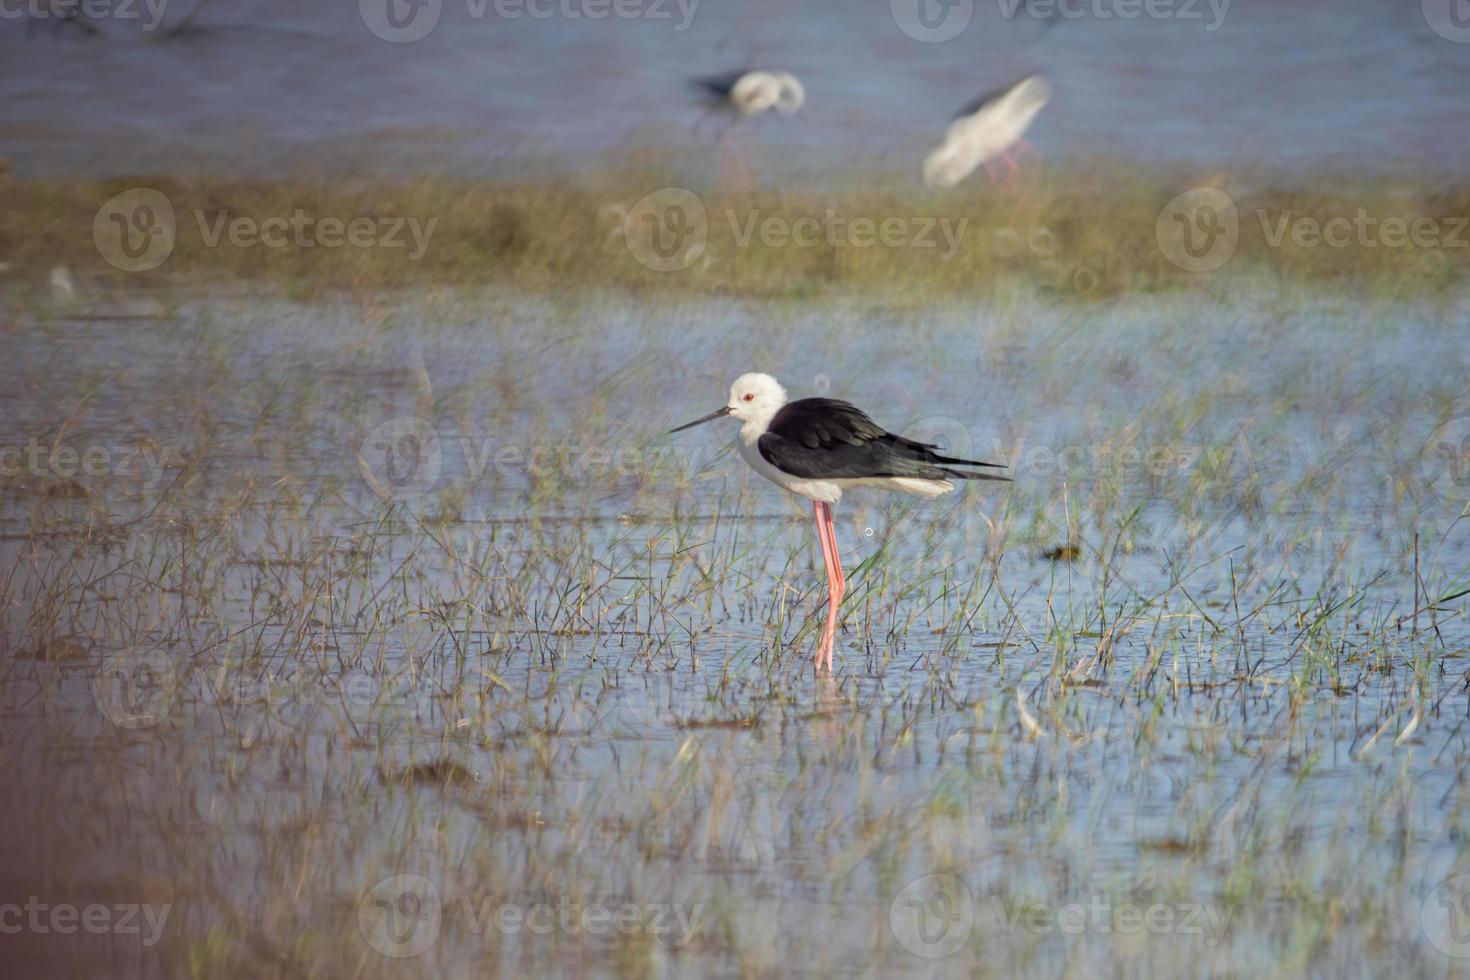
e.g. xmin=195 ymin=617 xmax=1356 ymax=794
xmin=943 ymin=468 xmax=1012 ymax=482
xmin=934 ymin=454 xmax=1007 ymax=469
xmin=894 ymin=434 xmax=1007 ymax=471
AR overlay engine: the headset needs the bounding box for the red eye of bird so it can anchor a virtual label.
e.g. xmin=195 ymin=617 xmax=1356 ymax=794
xmin=743 ymin=393 xmax=755 ymax=402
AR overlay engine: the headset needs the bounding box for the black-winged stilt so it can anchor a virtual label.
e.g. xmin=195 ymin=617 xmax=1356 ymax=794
xmin=693 ymin=69 xmax=806 ymax=118
xmin=924 ymin=73 xmax=1051 ymax=188
xmin=670 ymin=373 xmax=1008 ymax=671
xmin=691 ymin=70 xmax=805 ymax=189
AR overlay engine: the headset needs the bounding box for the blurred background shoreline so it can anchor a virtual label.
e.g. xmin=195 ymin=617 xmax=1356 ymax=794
xmin=2 ymin=0 xmax=1467 ymax=181
xmin=7 ymin=169 xmax=1470 ymax=301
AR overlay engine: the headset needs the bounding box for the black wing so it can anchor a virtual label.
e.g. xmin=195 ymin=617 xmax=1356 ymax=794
xmin=757 ymin=398 xmax=1009 ymax=481
xmin=952 ymin=72 xmax=1039 ymax=120
xmin=692 ymin=70 xmax=751 ymax=100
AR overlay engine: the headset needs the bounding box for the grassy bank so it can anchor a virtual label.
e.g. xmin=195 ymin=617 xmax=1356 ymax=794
xmin=3 ymin=166 xmax=1470 ymax=301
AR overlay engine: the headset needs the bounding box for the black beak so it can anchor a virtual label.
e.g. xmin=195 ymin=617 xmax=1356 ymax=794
xmin=668 ymin=406 xmax=732 ymax=434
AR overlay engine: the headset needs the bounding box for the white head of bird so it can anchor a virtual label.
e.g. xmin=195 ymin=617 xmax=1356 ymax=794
xmin=732 ymin=72 xmax=805 ymax=116
xmin=726 ymin=372 xmax=788 ymax=428
xmin=669 ymin=372 xmax=788 ymax=439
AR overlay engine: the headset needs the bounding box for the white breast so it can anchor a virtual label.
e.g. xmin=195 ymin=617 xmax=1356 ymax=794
xmin=737 ymin=428 xmax=843 ymax=504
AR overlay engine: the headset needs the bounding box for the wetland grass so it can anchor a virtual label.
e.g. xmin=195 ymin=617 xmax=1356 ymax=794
xmin=3 ymin=164 xmax=1470 ymax=302
xmin=0 ymin=214 xmax=1468 ymax=975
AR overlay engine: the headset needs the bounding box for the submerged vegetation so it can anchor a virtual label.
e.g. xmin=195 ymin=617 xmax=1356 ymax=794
xmin=1 ymin=279 xmax=1467 ymax=974
xmin=4 ymin=164 xmax=1470 ymax=301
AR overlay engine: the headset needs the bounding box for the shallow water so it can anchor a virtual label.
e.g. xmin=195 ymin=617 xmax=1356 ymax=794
xmin=2 ymin=0 xmax=1468 ymax=179
xmin=1 ymin=287 xmax=1468 ymax=974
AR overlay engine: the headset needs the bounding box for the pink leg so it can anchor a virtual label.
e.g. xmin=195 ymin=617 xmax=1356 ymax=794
xmin=812 ymin=502 xmax=845 ymax=671
xmin=983 ymin=153 xmax=1019 ymax=185
xmin=812 ymin=502 xmax=835 ymax=670
xmin=820 ymin=502 xmax=845 ymax=596
xmin=985 ymin=143 xmax=1036 ymax=186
